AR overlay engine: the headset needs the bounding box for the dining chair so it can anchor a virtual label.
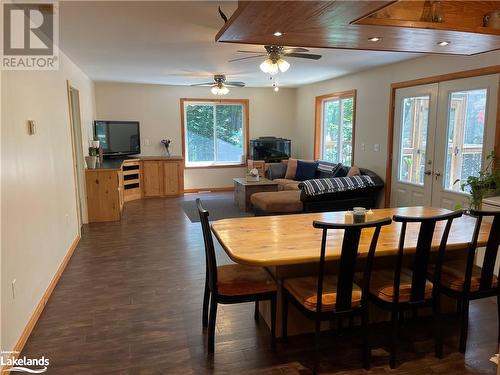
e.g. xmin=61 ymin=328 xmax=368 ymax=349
xmin=282 ymin=217 xmax=392 ymax=374
xmin=427 ymin=209 xmax=500 ymax=353
xmin=197 ymin=199 xmax=277 ymax=353
xmin=354 ymin=210 xmax=462 ymax=369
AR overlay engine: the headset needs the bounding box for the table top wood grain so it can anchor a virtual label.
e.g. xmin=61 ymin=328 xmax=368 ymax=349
xmin=211 ymin=207 xmax=491 ymax=267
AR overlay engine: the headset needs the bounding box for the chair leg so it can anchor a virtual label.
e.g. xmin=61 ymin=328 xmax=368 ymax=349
xmin=270 ymin=296 xmax=277 ymax=350
xmin=390 ymin=309 xmax=399 ymax=369
xmin=202 ymin=280 xmax=210 ymax=328
xmin=282 ymin=291 xmax=289 ymax=341
xmin=208 ymin=297 xmax=218 ymax=354
xmin=254 ymin=300 xmax=259 ymax=322
xmin=433 ymin=297 xmax=443 ymax=359
xmin=361 ymin=307 xmax=371 ymax=370
xmin=459 ymin=299 xmax=470 ymax=354
xmin=313 ymin=318 xmax=321 ymax=375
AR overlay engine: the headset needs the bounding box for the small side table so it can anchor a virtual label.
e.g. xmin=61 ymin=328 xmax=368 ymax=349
xmin=233 ymin=178 xmax=279 ymax=212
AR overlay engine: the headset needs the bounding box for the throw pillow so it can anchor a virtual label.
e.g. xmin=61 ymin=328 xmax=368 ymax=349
xmin=347 ymin=165 xmax=361 ymax=177
xmin=285 ymin=158 xmax=298 ymax=179
xmin=295 ymin=161 xmax=318 ymax=181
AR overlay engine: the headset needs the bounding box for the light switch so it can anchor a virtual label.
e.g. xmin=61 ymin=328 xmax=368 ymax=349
xmin=361 ymin=143 xmax=366 ymax=151
xmin=373 ymin=144 xmax=380 ymax=152
xmin=27 ymin=120 xmax=36 ymax=135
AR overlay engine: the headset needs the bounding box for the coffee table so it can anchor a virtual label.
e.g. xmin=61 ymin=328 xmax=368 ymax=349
xmin=233 ymin=177 xmax=279 ymax=212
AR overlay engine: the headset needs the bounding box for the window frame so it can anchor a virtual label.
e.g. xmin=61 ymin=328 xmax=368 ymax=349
xmin=180 ymin=98 xmax=249 ymax=169
xmin=314 ymin=90 xmax=357 ymax=164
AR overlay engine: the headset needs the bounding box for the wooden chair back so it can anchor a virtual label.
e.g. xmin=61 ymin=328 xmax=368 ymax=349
xmin=312 ymin=217 xmax=392 ymax=313
xmin=466 ymin=210 xmax=500 ymax=293
xmin=197 ymin=199 xmax=218 ymax=294
xmin=392 ymin=210 xmax=463 ymax=304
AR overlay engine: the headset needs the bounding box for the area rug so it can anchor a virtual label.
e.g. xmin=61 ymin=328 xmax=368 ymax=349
xmin=179 ymin=198 xmax=252 ymax=222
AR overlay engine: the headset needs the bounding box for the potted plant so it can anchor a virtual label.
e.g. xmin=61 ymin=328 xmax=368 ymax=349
xmin=460 ymin=151 xmax=500 ymax=209
xmin=85 ymin=141 xmax=99 ymax=169
xmin=161 ymin=139 xmax=171 ymax=156
xmin=246 ymin=168 xmax=260 ymax=182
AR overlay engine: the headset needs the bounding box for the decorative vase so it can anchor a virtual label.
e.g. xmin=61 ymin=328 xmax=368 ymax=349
xmin=164 ymin=144 xmax=170 ymax=157
xmin=85 ymin=155 xmax=97 ymax=169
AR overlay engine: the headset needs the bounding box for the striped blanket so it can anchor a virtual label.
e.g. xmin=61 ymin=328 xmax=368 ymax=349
xmin=299 ymin=175 xmax=375 ymax=197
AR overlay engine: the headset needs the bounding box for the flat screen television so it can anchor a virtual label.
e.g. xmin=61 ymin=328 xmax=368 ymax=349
xmin=94 ymin=120 xmax=141 ymax=157
xmin=249 ymin=137 xmax=291 ymax=162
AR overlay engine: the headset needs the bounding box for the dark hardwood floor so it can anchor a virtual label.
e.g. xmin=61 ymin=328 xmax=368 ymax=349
xmin=21 ymin=193 xmax=498 ymax=374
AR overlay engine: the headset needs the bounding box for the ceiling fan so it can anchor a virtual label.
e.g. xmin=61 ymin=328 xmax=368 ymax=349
xmin=229 ymin=45 xmax=322 ymax=75
xmin=190 ymin=74 xmax=245 ymax=95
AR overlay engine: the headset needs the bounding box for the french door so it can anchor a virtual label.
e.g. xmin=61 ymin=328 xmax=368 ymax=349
xmin=391 ymin=74 xmax=499 ymax=209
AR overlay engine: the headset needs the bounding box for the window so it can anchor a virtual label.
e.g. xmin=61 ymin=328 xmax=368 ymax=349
xmin=444 ymin=89 xmax=487 ymax=192
xmin=181 ymin=99 xmax=248 ymax=167
xmin=398 ymin=96 xmax=430 ymax=185
xmin=314 ymin=90 xmax=356 ymax=165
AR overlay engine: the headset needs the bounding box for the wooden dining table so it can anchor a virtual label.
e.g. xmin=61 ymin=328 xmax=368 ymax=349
xmin=211 ymin=207 xmax=491 ymax=336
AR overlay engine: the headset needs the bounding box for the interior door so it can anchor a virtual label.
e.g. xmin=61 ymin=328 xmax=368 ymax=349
xmin=391 ymin=84 xmax=438 ymax=207
xmin=432 ymin=74 xmax=499 ymax=210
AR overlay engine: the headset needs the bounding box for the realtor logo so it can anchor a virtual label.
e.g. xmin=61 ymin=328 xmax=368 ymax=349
xmin=2 ymin=1 xmax=59 ymax=70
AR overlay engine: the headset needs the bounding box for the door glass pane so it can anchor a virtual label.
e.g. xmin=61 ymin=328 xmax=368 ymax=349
xmin=215 ymin=104 xmax=244 ymax=163
xmin=185 ymin=104 xmax=214 ymax=163
xmin=322 ymin=99 xmax=340 ymax=162
xmin=398 ymin=96 xmax=430 ymax=185
xmin=444 ymin=89 xmax=487 ymax=192
xmin=341 ymin=97 xmax=354 ymax=166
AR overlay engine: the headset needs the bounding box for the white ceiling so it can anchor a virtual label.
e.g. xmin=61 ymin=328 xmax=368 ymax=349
xmin=60 ymin=1 xmax=420 ymax=88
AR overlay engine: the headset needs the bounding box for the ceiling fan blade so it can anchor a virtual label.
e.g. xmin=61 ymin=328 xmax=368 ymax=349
xmin=225 ymin=81 xmax=246 ymax=87
xmin=229 ymin=54 xmax=266 ymax=63
xmin=283 ymin=47 xmax=309 ymax=53
xmin=236 ymin=50 xmax=266 ymax=54
xmin=285 ymin=52 xmax=322 ymax=60
xmin=190 ymin=83 xmax=215 ymax=87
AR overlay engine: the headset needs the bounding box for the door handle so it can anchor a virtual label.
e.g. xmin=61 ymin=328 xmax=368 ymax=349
xmin=424 ymin=170 xmax=432 ymax=175
xmin=434 ymin=170 xmax=441 ymax=180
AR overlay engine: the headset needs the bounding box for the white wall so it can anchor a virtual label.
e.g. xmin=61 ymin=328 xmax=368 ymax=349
xmin=295 ymin=50 xmax=500 ymax=184
xmin=95 ymin=83 xmax=297 ymax=189
xmin=1 ymin=52 xmax=95 ymax=354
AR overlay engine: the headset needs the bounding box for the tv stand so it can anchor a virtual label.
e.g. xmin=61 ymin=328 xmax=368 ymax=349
xmin=85 ymin=156 xmax=184 ymax=223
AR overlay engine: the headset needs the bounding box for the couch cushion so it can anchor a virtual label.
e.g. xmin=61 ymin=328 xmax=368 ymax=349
xmin=251 ymin=190 xmax=303 ymax=213
xmin=347 ymin=165 xmax=361 ymax=177
xmin=283 ymin=182 xmax=300 ymax=190
xmin=217 ymin=264 xmax=277 ymax=296
xmin=285 ymin=158 xmax=298 ymax=179
xmin=316 ymin=161 xmax=342 ymax=179
xmin=284 ymin=275 xmax=362 ymax=312
xmin=295 ymin=160 xmax=318 ymax=181
xmin=273 ymin=178 xmax=298 ymax=191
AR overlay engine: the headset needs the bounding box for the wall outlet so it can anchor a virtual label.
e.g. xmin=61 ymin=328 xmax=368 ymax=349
xmin=27 ymin=120 xmax=36 ymax=135
xmin=12 ymin=279 xmax=16 ymax=300
xmin=144 ymin=139 xmax=151 ymax=146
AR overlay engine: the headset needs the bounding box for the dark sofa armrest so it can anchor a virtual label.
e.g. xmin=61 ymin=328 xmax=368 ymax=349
xmin=267 ymin=163 xmax=287 ymax=180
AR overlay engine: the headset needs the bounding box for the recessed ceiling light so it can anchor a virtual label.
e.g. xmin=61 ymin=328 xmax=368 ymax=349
xmin=273 ymin=31 xmax=283 ymax=37
xmin=368 ymin=37 xmax=382 ymax=42
xmin=437 ymin=41 xmax=450 ymax=46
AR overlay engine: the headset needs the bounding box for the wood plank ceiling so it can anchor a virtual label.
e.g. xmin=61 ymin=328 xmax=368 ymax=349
xmin=216 ymin=1 xmax=500 ymax=55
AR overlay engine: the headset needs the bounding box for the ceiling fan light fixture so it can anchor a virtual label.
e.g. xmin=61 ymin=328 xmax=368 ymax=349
xmin=277 ymin=58 xmax=290 ymax=73
xmin=211 ymin=84 xmax=229 ymax=95
xmin=259 ymin=58 xmax=273 ymax=73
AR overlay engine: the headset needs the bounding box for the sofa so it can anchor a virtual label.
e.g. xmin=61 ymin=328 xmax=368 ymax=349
xmin=250 ymin=160 xmax=384 ymax=215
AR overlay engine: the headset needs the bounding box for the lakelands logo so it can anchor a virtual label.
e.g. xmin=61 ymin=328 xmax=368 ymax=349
xmin=1 ymin=0 xmax=59 ymax=70
xmin=1 ymin=351 xmax=49 ymax=373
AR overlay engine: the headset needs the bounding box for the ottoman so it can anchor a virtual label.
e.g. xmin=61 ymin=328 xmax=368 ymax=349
xmin=250 ymin=190 xmax=303 ymax=215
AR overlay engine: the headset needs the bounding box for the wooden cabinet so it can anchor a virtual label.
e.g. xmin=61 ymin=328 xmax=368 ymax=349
xmin=143 ymin=161 xmax=163 ymax=197
xmin=141 ymin=157 xmax=184 ymax=198
xmin=122 ymin=159 xmax=141 ymax=201
xmin=85 ymin=169 xmax=122 ymax=222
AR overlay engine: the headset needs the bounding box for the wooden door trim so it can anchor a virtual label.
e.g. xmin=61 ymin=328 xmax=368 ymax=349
xmin=314 ymin=89 xmax=357 ymax=161
xmin=385 ymin=65 xmax=500 ymax=207
xmin=66 ymin=81 xmax=84 ymax=232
